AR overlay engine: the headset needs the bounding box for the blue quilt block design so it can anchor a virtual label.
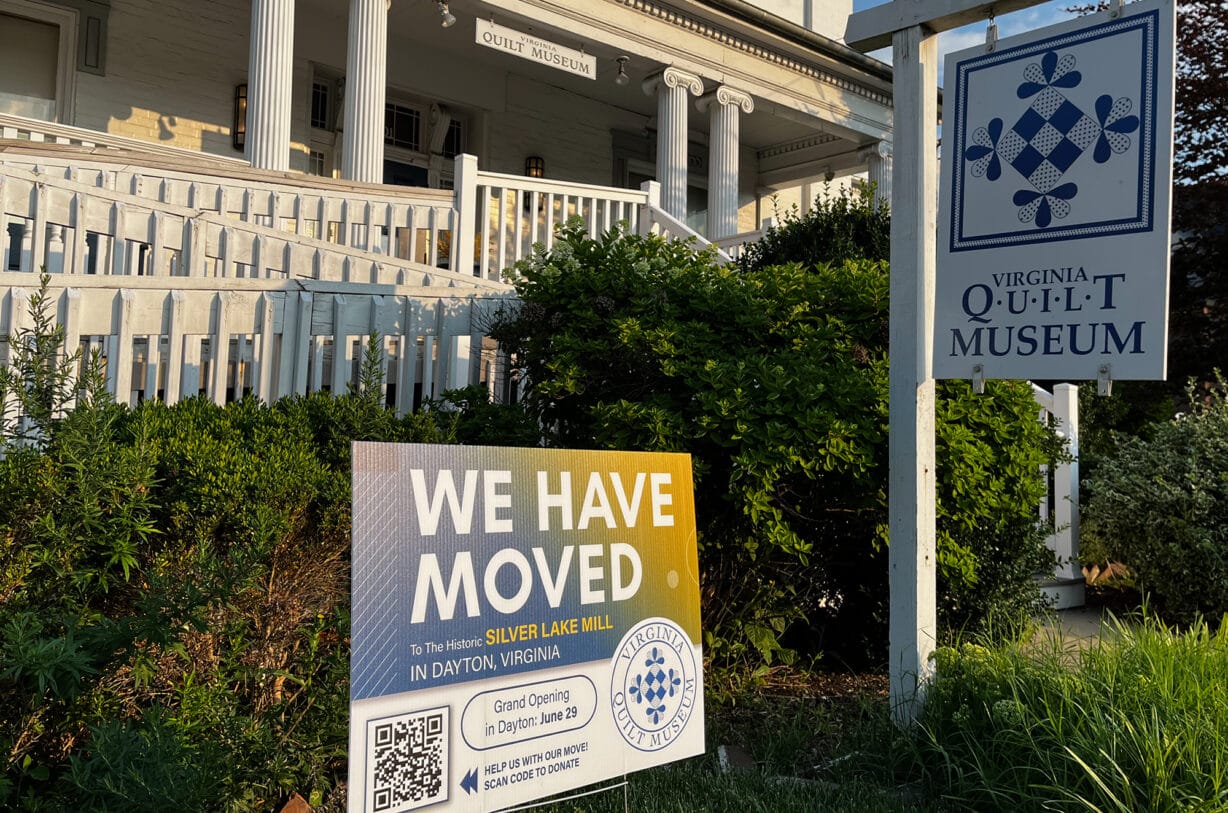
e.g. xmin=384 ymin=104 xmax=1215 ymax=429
xmin=961 ymin=48 xmax=1141 ymax=229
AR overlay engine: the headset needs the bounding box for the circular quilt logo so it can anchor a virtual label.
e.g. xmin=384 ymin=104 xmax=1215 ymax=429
xmin=610 ymin=618 xmax=699 ymax=752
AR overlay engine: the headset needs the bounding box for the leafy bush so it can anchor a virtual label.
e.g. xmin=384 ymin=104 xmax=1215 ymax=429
xmin=491 ymin=221 xmax=1058 ymax=667
xmin=916 ymin=616 xmax=1228 ymax=811
xmin=1082 ymin=374 xmax=1228 ymax=622
xmin=737 ymin=183 xmax=890 ymax=273
xmin=0 ymin=284 xmax=539 ymax=809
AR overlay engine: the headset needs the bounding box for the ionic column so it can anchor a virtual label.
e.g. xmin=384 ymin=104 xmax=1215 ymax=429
xmin=246 ymin=0 xmax=295 ymax=171
xmin=861 ymin=141 xmax=893 ymax=210
xmin=698 ymin=86 xmax=753 ymax=240
xmin=341 ymin=0 xmax=388 ymax=183
xmin=643 ymin=67 xmax=703 ymax=220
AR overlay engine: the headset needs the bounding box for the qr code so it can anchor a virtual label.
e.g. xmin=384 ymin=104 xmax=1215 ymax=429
xmin=366 ymin=707 xmax=449 ymax=812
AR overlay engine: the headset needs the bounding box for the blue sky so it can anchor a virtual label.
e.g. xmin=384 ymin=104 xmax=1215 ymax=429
xmin=850 ymin=0 xmax=1079 ymax=85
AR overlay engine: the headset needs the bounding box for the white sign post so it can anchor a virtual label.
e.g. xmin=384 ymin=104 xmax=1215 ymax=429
xmin=848 ymin=0 xmax=1175 ymax=723
xmin=936 ymin=0 xmax=1176 ymax=383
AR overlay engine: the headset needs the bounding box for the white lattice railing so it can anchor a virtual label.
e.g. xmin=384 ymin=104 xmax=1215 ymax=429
xmin=1032 ymin=382 xmax=1083 ymax=609
xmin=0 ymin=159 xmax=514 ymax=411
xmin=0 ymin=145 xmax=458 ymax=271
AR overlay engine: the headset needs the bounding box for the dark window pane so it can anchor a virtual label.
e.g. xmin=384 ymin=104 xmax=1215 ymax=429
xmin=384 ymin=103 xmax=420 ymax=151
xmin=443 ymin=119 xmax=463 ymax=159
xmin=311 ymin=81 xmax=330 ymax=129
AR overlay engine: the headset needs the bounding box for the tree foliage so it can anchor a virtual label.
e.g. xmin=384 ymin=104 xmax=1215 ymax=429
xmin=1083 ymin=374 xmax=1228 ymax=622
xmin=1152 ymin=0 xmax=1227 ymax=387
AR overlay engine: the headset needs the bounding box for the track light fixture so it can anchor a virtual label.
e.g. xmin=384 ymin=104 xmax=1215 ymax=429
xmin=437 ymin=1 xmax=456 ymax=28
xmin=615 ymin=56 xmax=630 ymax=86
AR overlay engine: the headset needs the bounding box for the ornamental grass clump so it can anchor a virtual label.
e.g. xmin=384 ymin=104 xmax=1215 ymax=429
xmin=916 ymin=614 xmax=1228 ymax=811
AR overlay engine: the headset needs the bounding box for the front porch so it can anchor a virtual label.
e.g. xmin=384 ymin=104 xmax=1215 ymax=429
xmin=0 ymin=111 xmax=771 ymax=413
xmin=1 ymin=0 xmax=895 ymax=241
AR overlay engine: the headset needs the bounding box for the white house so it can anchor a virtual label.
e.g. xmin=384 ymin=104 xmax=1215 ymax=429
xmin=0 ymin=0 xmax=894 ymax=410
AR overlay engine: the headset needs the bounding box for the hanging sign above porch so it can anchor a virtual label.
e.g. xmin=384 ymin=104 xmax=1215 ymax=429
xmin=934 ymin=0 xmax=1176 ymax=382
xmin=475 ymin=18 xmax=596 ymax=80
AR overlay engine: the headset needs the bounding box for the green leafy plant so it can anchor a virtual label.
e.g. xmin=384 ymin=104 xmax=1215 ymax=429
xmin=0 ymin=280 xmax=540 ymax=808
xmin=737 ymin=183 xmax=890 ymax=274
xmin=491 ymin=221 xmax=1058 ymax=668
xmin=1082 ymin=372 xmax=1228 ymax=622
xmin=916 ymin=615 xmax=1228 ymax=811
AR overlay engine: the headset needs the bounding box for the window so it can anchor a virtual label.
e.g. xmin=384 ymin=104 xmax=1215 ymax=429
xmin=310 ymin=80 xmax=330 ymax=129
xmin=384 ymin=102 xmax=421 ymax=151
xmin=309 ymin=149 xmax=327 ymax=177
xmin=0 ymin=0 xmax=78 ymax=123
xmin=443 ymin=119 xmax=464 ymax=159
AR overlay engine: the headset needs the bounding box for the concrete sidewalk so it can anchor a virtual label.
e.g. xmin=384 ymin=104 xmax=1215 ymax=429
xmin=1031 ymin=604 xmax=1121 ymax=651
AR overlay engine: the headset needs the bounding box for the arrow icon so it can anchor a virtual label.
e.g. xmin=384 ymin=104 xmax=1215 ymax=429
xmin=461 ymin=767 xmax=479 ymax=795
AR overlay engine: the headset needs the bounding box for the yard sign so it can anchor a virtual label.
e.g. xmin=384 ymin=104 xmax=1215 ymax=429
xmin=348 ymin=443 xmax=704 ymax=813
xmin=935 ymin=0 xmax=1176 ymax=381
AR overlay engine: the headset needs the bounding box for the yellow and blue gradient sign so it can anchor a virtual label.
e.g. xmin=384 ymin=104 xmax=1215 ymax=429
xmin=348 ymin=443 xmax=704 ymax=813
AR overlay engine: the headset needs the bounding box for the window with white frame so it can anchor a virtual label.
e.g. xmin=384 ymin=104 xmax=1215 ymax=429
xmin=0 ymin=0 xmax=78 ymax=123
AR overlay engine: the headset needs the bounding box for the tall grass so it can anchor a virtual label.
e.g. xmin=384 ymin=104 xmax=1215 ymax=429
xmin=915 ymin=613 xmax=1228 ymax=811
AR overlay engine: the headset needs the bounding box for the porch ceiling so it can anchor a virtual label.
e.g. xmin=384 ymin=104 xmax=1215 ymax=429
xmin=302 ymin=0 xmax=874 ymax=152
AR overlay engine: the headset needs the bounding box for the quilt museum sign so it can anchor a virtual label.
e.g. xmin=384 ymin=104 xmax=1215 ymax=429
xmin=935 ymin=0 xmax=1176 ymax=381
xmin=348 ymin=443 xmax=704 ymax=812
xmin=475 ymin=18 xmax=596 ymax=80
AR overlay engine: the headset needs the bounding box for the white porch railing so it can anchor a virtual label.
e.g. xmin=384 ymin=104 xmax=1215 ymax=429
xmin=1032 ymin=382 xmax=1083 ymax=609
xmin=713 ymin=217 xmax=779 ymax=262
xmin=0 ymin=164 xmax=501 ymax=288
xmin=2 ymin=278 xmax=512 ymax=413
xmin=0 ymin=156 xmax=514 ymax=412
xmin=1 ymin=144 xmax=458 ymax=271
xmin=455 ymin=155 xmax=651 ymax=279
xmin=634 ymin=181 xmax=734 ymax=264
xmin=0 ymin=112 xmax=247 ymax=165
xmin=0 ymin=115 xmax=783 ymax=420
xmin=3 ymin=115 xmax=769 ymax=280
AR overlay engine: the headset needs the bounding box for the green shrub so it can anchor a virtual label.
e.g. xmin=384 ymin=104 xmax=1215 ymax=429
xmin=1082 ymin=374 xmax=1228 ymax=622
xmin=916 ymin=616 xmax=1228 ymax=811
xmin=0 ymin=286 xmax=539 ymax=809
xmin=490 ymin=222 xmax=1058 ymax=667
xmin=737 ymin=183 xmax=890 ymax=272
